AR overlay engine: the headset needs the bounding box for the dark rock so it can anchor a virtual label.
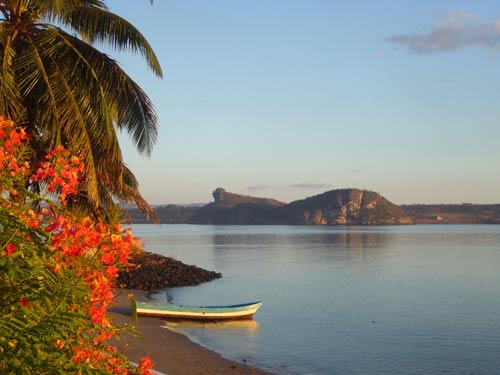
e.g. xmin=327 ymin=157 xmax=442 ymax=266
xmin=117 ymin=251 xmax=221 ymax=291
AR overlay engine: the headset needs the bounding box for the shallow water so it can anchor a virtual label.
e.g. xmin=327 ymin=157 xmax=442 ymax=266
xmin=131 ymin=224 xmax=500 ymax=375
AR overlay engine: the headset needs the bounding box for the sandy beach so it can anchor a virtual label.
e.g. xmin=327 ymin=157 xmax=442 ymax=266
xmin=109 ymin=289 xmax=274 ymax=375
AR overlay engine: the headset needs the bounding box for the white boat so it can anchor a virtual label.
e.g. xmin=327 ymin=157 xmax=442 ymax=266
xmin=135 ymin=300 xmax=263 ymax=320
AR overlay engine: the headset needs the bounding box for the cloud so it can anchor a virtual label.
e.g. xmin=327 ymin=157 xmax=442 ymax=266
xmin=377 ymin=49 xmax=390 ymax=58
xmin=245 ymin=185 xmax=271 ymax=191
xmin=290 ymin=183 xmax=332 ymax=189
xmin=246 ymin=183 xmax=333 ymax=191
xmin=386 ymin=10 xmax=500 ymax=54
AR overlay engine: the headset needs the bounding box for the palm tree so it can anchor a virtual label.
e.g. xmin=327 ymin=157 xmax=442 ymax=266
xmin=0 ymin=0 xmax=162 ymax=219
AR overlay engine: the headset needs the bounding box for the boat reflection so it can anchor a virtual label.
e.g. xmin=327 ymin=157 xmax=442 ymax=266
xmin=162 ymin=318 xmax=260 ymax=333
xmin=161 ymin=318 xmax=261 ymax=356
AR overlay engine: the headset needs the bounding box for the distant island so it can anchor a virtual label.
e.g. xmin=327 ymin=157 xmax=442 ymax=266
xmin=126 ymin=188 xmax=500 ymax=225
xmin=128 ymin=187 xmax=429 ymax=225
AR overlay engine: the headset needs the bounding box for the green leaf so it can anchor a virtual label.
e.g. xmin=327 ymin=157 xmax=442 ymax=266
xmin=130 ymin=296 xmax=137 ymax=322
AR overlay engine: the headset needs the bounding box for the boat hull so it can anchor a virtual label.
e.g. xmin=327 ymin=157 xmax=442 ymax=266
xmin=135 ymin=301 xmax=263 ymax=321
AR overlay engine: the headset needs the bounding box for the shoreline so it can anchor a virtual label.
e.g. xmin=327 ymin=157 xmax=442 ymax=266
xmin=109 ymin=289 xmax=274 ymax=375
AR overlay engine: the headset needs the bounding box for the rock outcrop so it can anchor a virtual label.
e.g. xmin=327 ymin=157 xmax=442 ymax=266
xmin=212 ymin=187 xmax=285 ymax=208
xmin=285 ymin=188 xmax=413 ymax=225
xmin=189 ymin=187 xmax=413 ymax=225
xmin=189 ymin=188 xmax=286 ymax=225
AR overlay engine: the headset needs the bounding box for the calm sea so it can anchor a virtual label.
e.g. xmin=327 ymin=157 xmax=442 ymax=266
xmin=131 ymin=224 xmax=500 ymax=375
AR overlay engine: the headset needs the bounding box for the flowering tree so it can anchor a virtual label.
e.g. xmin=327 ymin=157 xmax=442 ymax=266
xmin=0 ymin=118 xmax=153 ymax=375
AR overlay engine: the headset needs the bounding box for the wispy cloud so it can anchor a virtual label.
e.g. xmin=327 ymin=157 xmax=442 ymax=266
xmin=377 ymin=49 xmax=390 ymax=58
xmin=245 ymin=185 xmax=271 ymax=191
xmin=246 ymin=183 xmax=333 ymax=191
xmin=290 ymin=183 xmax=332 ymax=189
xmin=386 ymin=10 xmax=500 ymax=54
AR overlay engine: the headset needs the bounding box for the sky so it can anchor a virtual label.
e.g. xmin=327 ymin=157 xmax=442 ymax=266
xmin=106 ymin=0 xmax=500 ymax=205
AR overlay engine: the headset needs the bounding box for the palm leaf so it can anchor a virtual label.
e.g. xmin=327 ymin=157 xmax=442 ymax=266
xmin=119 ymin=165 xmax=158 ymax=222
xmin=51 ymin=6 xmax=162 ymax=77
xmin=36 ymin=0 xmax=107 ymax=17
xmin=0 ymin=23 xmax=23 ymax=120
xmin=51 ymin=27 xmax=158 ymax=151
xmin=17 ymin=28 xmax=61 ymax=144
xmin=52 ymin=28 xmax=159 ymax=156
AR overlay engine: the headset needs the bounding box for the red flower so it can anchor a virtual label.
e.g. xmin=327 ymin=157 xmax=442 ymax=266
xmin=138 ymin=356 xmax=154 ymax=375
xmin=101 ymin=252 xmax=115 ymax=265
xmin=0 ymin=119 xmax=146 ymax=372
xmin=105 ymin=265 xmax=117 ymax=278
xmin=5 ymin=243 xmax=16 ymax=256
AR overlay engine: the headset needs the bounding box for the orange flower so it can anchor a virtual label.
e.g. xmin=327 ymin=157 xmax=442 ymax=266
xmin=138 ymin=356 xmax=154 ymax=375
xmin=101 ymin=252 xmax=115 ymax=265
xmin=5 ymin=243 xmax=16 ymax=256
xmin=0 ymin=120 xmax=146 ymax=374
xmin=105 ymin=265 xmax=117 ymax=278
xmin=90 ymin=305 xmax=106 ymax=325
xmin=54 ymin=339 xmax=65 ymax=349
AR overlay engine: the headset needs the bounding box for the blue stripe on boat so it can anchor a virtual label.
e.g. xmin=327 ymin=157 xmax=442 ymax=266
xmin=136 ymin=301 xmax=262 ymax=314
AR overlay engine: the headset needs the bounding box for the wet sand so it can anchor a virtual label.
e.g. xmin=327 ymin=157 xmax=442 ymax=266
xmin=109 ymin=289 xmax=274 ymax=375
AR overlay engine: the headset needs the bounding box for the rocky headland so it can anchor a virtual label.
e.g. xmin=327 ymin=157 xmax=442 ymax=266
xmin=189 ymin=188 xmax=287 ymax=225
xmin=127 ymin=188 xmax=500 ymax=225
xmin=284 ymin=188 xmax=413 ymax=225
xmin=189 ymin=187 xmax=413 ymax=225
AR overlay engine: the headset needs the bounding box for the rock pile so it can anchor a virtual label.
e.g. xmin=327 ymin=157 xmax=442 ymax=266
xmin=117 ymin=251 xmax=221 ymax=291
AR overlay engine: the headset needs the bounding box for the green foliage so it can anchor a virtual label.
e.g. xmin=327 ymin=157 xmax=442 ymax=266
xmin=0 ymin=0 xmax=161 ymax=220
xmin=0 ymin=202 xmax=85 ymax=374
xmin=130 ymin=297 xmax=138 ymax=323
xmin=0 ymin=118 xmax=152 ymax=375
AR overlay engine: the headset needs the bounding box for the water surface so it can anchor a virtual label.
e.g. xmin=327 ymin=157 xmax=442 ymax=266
xmin=131 ymin=224 xmax=500 ymax=375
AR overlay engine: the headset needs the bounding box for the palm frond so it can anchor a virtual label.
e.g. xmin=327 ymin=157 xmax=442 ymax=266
xmin=119 ymin=165 xmax=158 ymax=222
xmin=0 ymin=23 xmax=23 ymax=119
xmin=17 ymin=28 xmax=61 ymax=143
xmin=53 ymin=28 xmax=159 ymax=156
xmin=37 ymin=0 xmax=107 ymax=19
xmin=54 ymin=6 xmax=162 ymax=77
xmin=114 ymin=72 xmax=159 ymax=156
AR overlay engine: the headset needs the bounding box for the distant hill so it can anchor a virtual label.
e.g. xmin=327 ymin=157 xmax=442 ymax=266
xmin=188 ymin=188 xmax=286 ymax=225
xmin=284 ymin=188 xmax=413 ymax=225
xmin=189 ymin=188 xmax=413 ymax=225
xmin=126 ymin=189 xmax=500 ymax=225
xmin=126 ymin=204 xmax=198 ymax=224
xmin=401 ymin=204 xmax=500 ymax=224
xmin=212 ymin=187 xmax=285 ymax=208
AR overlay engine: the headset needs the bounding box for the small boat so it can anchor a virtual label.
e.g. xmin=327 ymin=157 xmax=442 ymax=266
xmin=135 ymin=300 xmax=263 ymax=320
